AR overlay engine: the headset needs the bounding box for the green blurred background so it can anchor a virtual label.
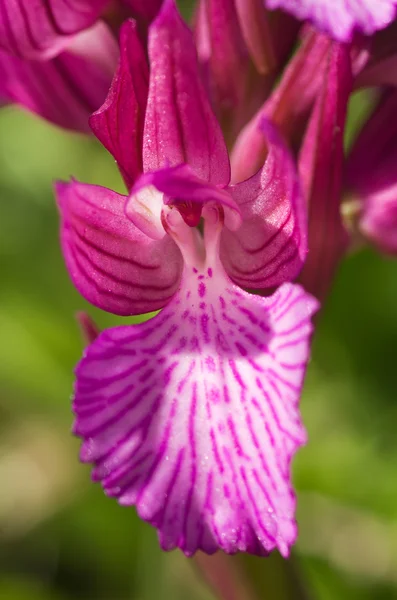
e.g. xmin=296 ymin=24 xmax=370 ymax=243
xmin=1 ymin=34 xmax=397 ymax=600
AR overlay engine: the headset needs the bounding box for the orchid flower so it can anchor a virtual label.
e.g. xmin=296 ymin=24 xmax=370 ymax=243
xmin=0 ymin=0 xmax=160 ymax=132
xmin=264 ymin=0 xmax=397 ymax=42
xmin=56 ymin=1 xmax=318 ymax=557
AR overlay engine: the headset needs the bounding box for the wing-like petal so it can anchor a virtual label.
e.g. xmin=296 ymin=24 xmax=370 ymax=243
xmin=73 ymin=262 xmax=318 ymax=557
xmin=221 ymin=122 xmax=307 ymax=290
xmin=0 ymin=0 xmax=109 ymax=59
xmin=143 ymin=0 xmax=230 ymax=186
xmin=56 ymin=180 xmax=183 ymax=315
xmin=0 ymin=22 xmax=117 ymax=132
xmin=89 ymin=20 xmax=149 ymax=189
xmin=265 ymin=0 xmax=397 ymax=42
xmin=298 ymin=43 xmax=352 ymax=300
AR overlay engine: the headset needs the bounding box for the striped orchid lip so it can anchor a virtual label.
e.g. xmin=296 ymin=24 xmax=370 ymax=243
xmin=56 ymin=0 xmax=319 ymax=557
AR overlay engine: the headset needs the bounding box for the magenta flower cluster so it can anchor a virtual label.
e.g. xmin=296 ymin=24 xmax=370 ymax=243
xmin=3 ymin=0 xmax=397 ymax=558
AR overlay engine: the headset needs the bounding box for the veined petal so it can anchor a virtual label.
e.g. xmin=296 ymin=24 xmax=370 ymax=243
xmin=0 ymin=0 xmax=109 ymax=59
xmin=73 ymin=262 xmax=318 ymax=557
xmin=56 ymin=180 xmax=183 ymax=315
xmin=221 ymin=121 xmax=307 ymax=289
xmin=0 ymin=22 xmax=117 ymax=132
xmin=143 ymin=0 xmax=230 ymax=186
xmin=265 ymin=0 xmax=397 ymax=42
xmin=298 ymin=43 xmax=352 ymax=300
xmin=90 ymin=20 xmax=149 ymax=188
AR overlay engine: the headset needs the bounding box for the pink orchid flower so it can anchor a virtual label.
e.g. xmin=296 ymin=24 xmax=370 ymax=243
xmin=56 ymin=0 xmax=318 ymax=557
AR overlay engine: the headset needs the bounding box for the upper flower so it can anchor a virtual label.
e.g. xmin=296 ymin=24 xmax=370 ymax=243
xmin=56 ymin=0 xmax=318 ymax=556
xmin=265 ymin=0 xmax=397 ymax=42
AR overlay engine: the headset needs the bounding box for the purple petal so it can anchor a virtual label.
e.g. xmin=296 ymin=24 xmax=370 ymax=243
xmin=73 ymin=262 xmax=318 ymax=557
xmin=0 ymin=0 xmax=109 ymax=59
xmin=193 ymin=0 xmax=269 ymax=138
xmin=90 ymin=20 xmax=149 ymax=188
xmin=231 ymin=28 xmax=332 ymax=183
xmin=347 ymin=90 xmax=397 ymax=255
xmin=265 ymin=0 xmax=397 ymax=42
xmin=298 ymin=42 xmax=352 ymax=300
xmin=56 ymin=180 xmax=183 ymax=315
xmin=221 ymin=121 xmax=307 ymax=290
xmin=143 ymin=0 xmax=230 ymax=186
xmin=0 ymin=22 xmax=117 ymax=132
xmin=234 ymin=0 xmax=275 ymax=74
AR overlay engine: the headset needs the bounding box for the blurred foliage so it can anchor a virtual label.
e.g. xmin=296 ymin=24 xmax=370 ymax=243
xmin=1 ymin=22 xmax=397 ymax=600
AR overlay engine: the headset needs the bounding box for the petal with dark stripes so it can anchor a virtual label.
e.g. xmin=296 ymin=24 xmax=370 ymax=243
xmin=56 ymin=180 xmax=183 ymax=315
xmin=265 ymin=0 xmax=397 ymax=42
xmin=73 ymin=263 xmax=318 ymax=557
xmin=221 ymin=122 xmax=307 ymax=290
xmin=0 ymin=22 xmax=117 ymax=132
xmin=143 ymin=0 xmax=230 ymax=186
xmin=89 ymin=20 xmax=149 ymax=189
xmin=0 ymin=0 xmax=109 ymax=59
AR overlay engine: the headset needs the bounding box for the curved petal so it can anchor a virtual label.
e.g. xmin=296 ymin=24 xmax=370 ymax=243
xmin=56 ymin=180 xmax=183 ymax=316
xmin=265 ymin=0 xmax=397 ymax=42
xmin=221 ymin=121 xmax=307 ymax=290
xmin=0 ymin=22 xmax=117 ymax=132
xmin=298 ymin=43 xmax=352 ymax=301
xmin=0 ymin=0 xmax=109 ymax=59
xmin=143 ymin=0 xmax=230 ymax=186
xmin=73 ymin=261 xmax=318 ymax=557
xmin=231 ymin=29 xmax=331 ymax=183
xmin=89 ymin=20 xmax=149 ymax=189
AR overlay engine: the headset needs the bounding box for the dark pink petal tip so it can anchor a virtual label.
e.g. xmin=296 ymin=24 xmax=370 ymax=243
xmin=73 ymin=259 xmax=318 ymax=557
xmin=143 ymin=0 xmax=230 ymax=186
xmin=89 ymin=20 xmax=149 ymax=189
xmin=55 ymin=179 xmax=183 ymax=316
xmin=0 ymin=0 xmax=109 ymax=59
xmin=264 ymin=0 xmax=397 ymax=42
xmin=222 ymin=120 xmax=307 ymax=290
